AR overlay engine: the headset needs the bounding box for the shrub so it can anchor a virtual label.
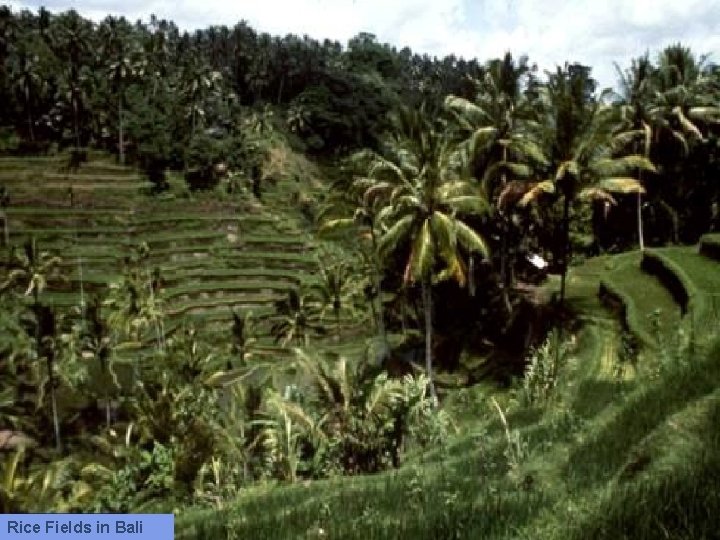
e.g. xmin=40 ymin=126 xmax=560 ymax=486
xmin=520 ymin=329 xmax=570 ymax=406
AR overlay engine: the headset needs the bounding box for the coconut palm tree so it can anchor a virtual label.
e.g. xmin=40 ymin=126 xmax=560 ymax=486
xmin=181 ymin=55 xmax=223 ymax=141
xmin=48 ymin=10 xmax=93 ymax=149
xmin=100 ymin=16 xmax=146 ymax=164
xmin=373 ymin=110 xmax=491 ymax=403
xmin=11 ymin=49 xmax=43 ymax=143
xmin=445 ymin=53 xmax=547 ymax=305
xmin=647 ymin=45 xmax=720 ymax=241
xmin=524 ymin=64 xmax=654 ymax=304
xmin=614 ymin=54 xmax=656 ymax=250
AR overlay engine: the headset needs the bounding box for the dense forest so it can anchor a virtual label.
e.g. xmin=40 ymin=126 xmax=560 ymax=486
xmin=1 ymin=5 xmax=720 ymax=537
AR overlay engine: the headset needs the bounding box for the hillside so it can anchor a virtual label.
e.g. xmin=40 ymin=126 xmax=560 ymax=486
xmin=175 ymin=240 xmax=720 ymax=539
xmin=0 ymin=152 xmax=372 ymax=367
xmin=1 ymin=148 xmax=719 ymax=538
xmin=2 ymin=11 xmax=720 ymax=535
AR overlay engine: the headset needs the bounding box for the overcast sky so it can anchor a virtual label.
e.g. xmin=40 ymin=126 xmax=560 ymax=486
xmin=5 ymin=0 xmax=720 ymax=88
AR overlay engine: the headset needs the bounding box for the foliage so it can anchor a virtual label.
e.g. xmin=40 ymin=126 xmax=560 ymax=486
xmin=269 ymin=289 xmax=324 ymax=347
xmin=250 ymin=349 xmax=450 ymax=480
xmin=520 ymin=329 xmax=570 ymax=406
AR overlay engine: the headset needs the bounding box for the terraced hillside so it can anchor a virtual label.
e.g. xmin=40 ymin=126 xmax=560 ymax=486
xmin=177 ymin=240 xmax=720 ymax=539
xmin=583 ymin=241 xmax=720 ymax=357
xmin=0 ymin=153 xmax=371 ymax=362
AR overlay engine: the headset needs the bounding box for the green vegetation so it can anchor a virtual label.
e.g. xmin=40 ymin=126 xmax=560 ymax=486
xmin=1 ymin=5 xmax=719 ymax=538
xmin=599 ymin=251 xmax=681 ymax=350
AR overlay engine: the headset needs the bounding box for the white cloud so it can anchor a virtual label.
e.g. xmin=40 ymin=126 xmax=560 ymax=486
xmin=5 ymin=0 xmax=720 ymax=87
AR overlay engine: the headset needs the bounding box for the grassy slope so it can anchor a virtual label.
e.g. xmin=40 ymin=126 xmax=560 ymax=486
xmin=598 ymin=251 xmax=682 ymax=351
xmin=649 ymin=246 xmax=720 ymax=338
xmin=176 ymin=250 xmax=720 ymax=539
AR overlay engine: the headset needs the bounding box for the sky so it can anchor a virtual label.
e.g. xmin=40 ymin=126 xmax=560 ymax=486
xmin=5 ymin=0 xmax=720 ymax=88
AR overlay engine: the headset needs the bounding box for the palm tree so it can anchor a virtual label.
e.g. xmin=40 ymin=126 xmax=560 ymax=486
xmin=614 ymin=54 xmax=656 ymax=250
xmin=104 ymin=249 xmax=164 ymax=385
xmin=101 ymin=16 xmax=146 ymax=164
xmin=290 ymin=349 xmax=404 ymax=473
xmin=309 ymin=248 xmax=356 ymax=341
xmin=229 ymin=308 xmax=257 ymax=368
xmin=181 ymin=56 xmax=223 ymax=141
xmin=647 ymin=45 xmax=720 ymax=241
xmin=373 ymin=110 xmax=491 ymax=403
xmin=81 ymin=296 xmax=115 ymax=427
xmin=269 ymin=289 xmax=324 ymax=347
xmin=49 ymin=10 xmax=92 ymax=149
xmin=0 ymin=238 xmax=63 ymax=308
xmin=11 ymin=50 xmax=43 ymax=143
xmin=526 ymin=64 xmax=654 ymax=304
xmin=0 ymin=239 xmax=63 ymax=450
xmin=445 ymin=53 xmax=547 ymax=305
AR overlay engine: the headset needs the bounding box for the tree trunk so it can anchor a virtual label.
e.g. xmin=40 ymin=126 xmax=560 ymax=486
xmin=369 ymin=230 xmax=389 ymax=362
xmin=78 ymin=255 xmax=85 ymax=315
xmin=0 ymin=210 xmax=8 ymax=248
xmin=73 ymin=93 xmax=81 ymax=149
xmin=35 ymin=298 xmax=61 ymax=452
xmin=118 ymin=96 xmax=125 ymax=165
xmin=559 ymin=194 xmax=571 ymax=306
xmin=499 ymin=145 xmax=512 ymax=313
xmin=49 ymin=358 xmax=61 ymax=452
xmin=636 ymin=165 xmax=645 ymax=251
xmin=27 ymin=108 xmax=35 ymax=143
xmin=191 ymin=107 xmax=196 ymax=142
xmin=25 ymin=85 xmax=35 ymax=143
xmin=146 ymin=266 xmax=164 ymax=354
xmin=659 ymin=200 xmax=679 ymax=244
xmin=334 ymin=304 xmax=341 ymax=343
xmin=105 ymin=396 xmax=111 ymax=428
xmin=468 ymin=255 xmax=476 ymax=297
xmin=421 ymin=278 xmax=438 ymax=406
xmin=276 ymin=75 xmax=285 ymax=105
xmin=637 ymin=191 xmax=645 ymax=251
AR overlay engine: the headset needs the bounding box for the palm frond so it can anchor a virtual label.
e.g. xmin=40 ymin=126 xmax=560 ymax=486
xmin=579 ymin=187 xmax=617 ymax=205
xmin=591 ymin=154 xmax=656 ymax=176
xmin=409 ymin=220 xmax=434 ymax=283
xmin=444 ymin=195 xmax=490 ymax=216
xmin=377 ymin=215 xmax=413 ymax=260
xmin=688 ymin=106 xmax=720 ymax=123
xmin=318 ymin=218 xmax=356 ymax=237
xmin=518 ymin=180 xmax=556 ymax=207
xmin=673 ymin=106 xmax=704 ymax=140
xmin=596 ymin=177 xmax=646 ymax=194
xmin=507 ymin=136 xmax=549 ymax=166
xmin=454 ymin=221 xmax=490 ymax=258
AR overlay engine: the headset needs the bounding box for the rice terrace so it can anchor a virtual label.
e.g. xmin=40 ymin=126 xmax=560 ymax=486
xmin=1 ymin=3 xmax=720 ymax=538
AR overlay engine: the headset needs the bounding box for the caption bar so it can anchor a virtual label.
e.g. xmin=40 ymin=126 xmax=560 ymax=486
xmin=1 ymin=514 xmax=174 ymax=540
